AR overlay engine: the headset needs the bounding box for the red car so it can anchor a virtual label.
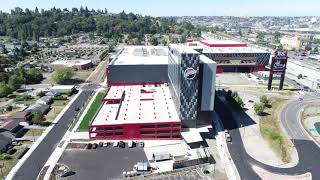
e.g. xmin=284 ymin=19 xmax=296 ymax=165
xmin=85 ymin=143 xmax=92 ymax=149
xmin=99 ymin=142 xmax=103 ymax=147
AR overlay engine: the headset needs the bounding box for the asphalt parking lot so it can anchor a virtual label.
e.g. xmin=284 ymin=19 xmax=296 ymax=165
xmin=58 ymin=146 xmax=147 ymax=180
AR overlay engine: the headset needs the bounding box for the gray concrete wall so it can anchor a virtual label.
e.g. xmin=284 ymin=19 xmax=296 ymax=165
xmin=200 ymin=56 xmax=217 ymax=111
xmin=108 ymin=64 xmax=168 ymax=84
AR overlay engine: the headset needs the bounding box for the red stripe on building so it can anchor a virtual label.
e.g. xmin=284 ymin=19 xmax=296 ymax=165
xmin=200 ymin=40 xmax=247 ymax=47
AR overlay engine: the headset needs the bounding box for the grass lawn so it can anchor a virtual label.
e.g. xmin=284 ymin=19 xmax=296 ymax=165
xmin=0 ymin=147 xmax=29 ymax=178
xmin=74 ymin=70 xmax=93 ymax=81
xmin=45 ymin=107 xmax=64 ymax=122
xmin=259 ymin=97 xmax=292 ymax=163
xmin=77 ymin=92 xmax=105 ymax=132
xmin=24 ymin=129 xmax=44 ymax=137
xmin=52 ymin=99 xmax=69 ymax=106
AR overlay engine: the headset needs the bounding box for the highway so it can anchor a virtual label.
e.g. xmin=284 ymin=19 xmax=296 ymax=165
xmin=215 ymin=92 xmax=320 ymax=180
xmin=11 ymin=61 xmax=106 ymax=180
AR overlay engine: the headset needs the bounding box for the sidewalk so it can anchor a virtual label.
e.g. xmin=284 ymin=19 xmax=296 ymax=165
xmin=42 ymin=89 xmax=101 ymax=180
xmin=212 ymin=111 xmax=241 ymax=180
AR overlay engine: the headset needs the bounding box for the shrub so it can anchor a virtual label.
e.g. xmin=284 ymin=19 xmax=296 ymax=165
xmin=260 ymin=95 xmax=269 ymax=105
xmin=0 ymin=153 xmax=12 ymax=160
xmin=254 ymin=103 xmax=265 ymax=116
xmin=37 ymin=91 xmax=46 ymax=97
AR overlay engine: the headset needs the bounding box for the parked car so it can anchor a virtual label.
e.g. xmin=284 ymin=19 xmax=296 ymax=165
xmin=7 ymin=148 xmax=17 ymax=155
xmin=92 ymin=143 xmax=98 ymax=149
xmin=113 ymin=141 xmax=119 ymax=147
xmin=60 ymin=170 xmax=75 ymax=178
xmin=119 ymin=141 xmax=125 ymax=148
xmin=85 ymin=143 xmax=92 ymax=149
xmin=75 ymin=107 xmax=80 ymax=111
xmin=98 ymin=142 xmax=103 ymax=147
xmin=138 ymin=142 xmax=145 ymax=148
xmin=103 ymin=142 xmax=109 ymax=147
xmin=128 ymin=141 xmax=135 ymax=148
xmin=12 ymin=141 xmax=22 ymax=146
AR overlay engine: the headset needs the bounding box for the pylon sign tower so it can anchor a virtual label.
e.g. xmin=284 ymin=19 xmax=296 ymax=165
xmin=268 ymin=50 xmax=288 ymax=90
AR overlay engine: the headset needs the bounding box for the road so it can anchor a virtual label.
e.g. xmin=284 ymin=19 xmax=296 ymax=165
xmin=11 ymin=61 xmax=106 ymax=180
xmin=215 ymin=92 xmax=320 ymax=180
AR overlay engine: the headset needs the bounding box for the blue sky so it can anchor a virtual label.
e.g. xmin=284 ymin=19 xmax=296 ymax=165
xmin=0 ymin=0 xmax=319 ymax=16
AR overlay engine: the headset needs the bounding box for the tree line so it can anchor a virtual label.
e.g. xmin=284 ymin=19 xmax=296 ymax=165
xmin=0 ymin=7 xmax=200 ymax=42
xmin=0 ymin=67 xmax=43 ymax=97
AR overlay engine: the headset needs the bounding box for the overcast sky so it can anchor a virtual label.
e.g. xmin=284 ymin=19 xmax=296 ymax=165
xmin=0 ymin=0 xmax=319 ymax=16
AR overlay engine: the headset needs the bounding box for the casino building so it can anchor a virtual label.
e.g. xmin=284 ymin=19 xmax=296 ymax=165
xmin=89 ymin=45 xmax=216 ymax=140
xmin=88 ymin=40 xmax=271 ymax=140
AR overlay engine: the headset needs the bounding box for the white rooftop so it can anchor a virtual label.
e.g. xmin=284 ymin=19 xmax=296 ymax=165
xmin=110 ymin=46 xmax=168 ymax=65
xmin=169 ymin=44 xmax=200 ymax=54
xmin=50 ymin=85 xmax=75 ymax=90
xmin=91 ymin=84 xmax=180 ymax=126
xmin=189 ymin=41 xmax=270 ymax=54
xmin=200 ymin=39 xmax=247 ymax=45
xmin=51 ymin=59 xmax=92 ymax=66
xmin=181 ymin=129 xmax=203 ymax=143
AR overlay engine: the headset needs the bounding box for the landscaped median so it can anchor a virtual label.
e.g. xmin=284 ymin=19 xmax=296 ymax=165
xmin=301 ymin=105 xmax=320 ymax=144
xmin=259 ymin=97 xmax=293 ymax=163
xmin=77 ymin=92 xmax=106 ymax=132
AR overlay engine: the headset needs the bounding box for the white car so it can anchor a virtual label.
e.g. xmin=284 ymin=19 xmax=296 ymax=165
xmin=103 ymin=142 xmax=109 ymax=147
xmin=113 ymin=141 xmax=119 ymax=147
xmin=128 ymin=141 xmax=134 ymax=148
xmin=226 ymin=133 xmax=232 ymax=142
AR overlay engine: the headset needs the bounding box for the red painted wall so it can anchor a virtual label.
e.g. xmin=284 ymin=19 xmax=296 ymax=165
xmin=89 ymin=121 xmax=181 ymax=140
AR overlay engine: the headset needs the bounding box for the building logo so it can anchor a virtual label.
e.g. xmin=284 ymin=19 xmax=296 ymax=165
xmin=184 ymin=68 xmax=197 ymax=80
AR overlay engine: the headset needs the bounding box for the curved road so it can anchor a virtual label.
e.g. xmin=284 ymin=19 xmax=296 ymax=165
xmin=216 ymin=92 xmax=320 ymax=180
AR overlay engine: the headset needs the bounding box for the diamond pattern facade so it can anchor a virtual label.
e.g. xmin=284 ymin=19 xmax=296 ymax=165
xmin=168 ymin=46 xmax=200 ymax=126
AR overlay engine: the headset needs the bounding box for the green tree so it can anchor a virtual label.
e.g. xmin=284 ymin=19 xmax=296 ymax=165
xmin=254 ymin=103 xmax=265 ymax=116
xmin=260 ymin=95 xmax=269 ymax=105
xmin=32 ymin=110 xmax=45 ymax=125
xmin=297 ymin=74 xmax=304 ymax=79
xmin=0 ymin=82 xmax=11 ymax=97
xmin=313 ymin=47 xmax=319 ymax=54
xmin=8 ymin=74 xmax=23 ymax=90
xmin=52 ymin=67 xmax=75 ymax=84
xmin=180 ymin=35 xmax=187 ymax=43
xmin=149 ymin=37 xmax=159 ymax=46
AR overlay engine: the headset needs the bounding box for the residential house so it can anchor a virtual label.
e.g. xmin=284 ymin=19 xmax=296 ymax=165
xmin=11 ymin=111 xmax=32 ymax=122
xmin=0 ymin=118 xmax=25 ymax=138
xmin=36 ymin=96 xmax=53 ymax=105
xmin=0 ymin=133 xmax=12 ymax=153
xmin=50 ymin=85 xmax=76 ymax=94
xmin=45 ymin=90 xmax=60 ymax=97
xmin=27 ymin=103 xmax=50 ymax=115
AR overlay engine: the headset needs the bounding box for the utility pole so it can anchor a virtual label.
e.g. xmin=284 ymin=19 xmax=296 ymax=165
xmin=0 ymin=163 xmax=4 ymax=178
xmin=31 ymin=129 xmax=35 ymax=142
